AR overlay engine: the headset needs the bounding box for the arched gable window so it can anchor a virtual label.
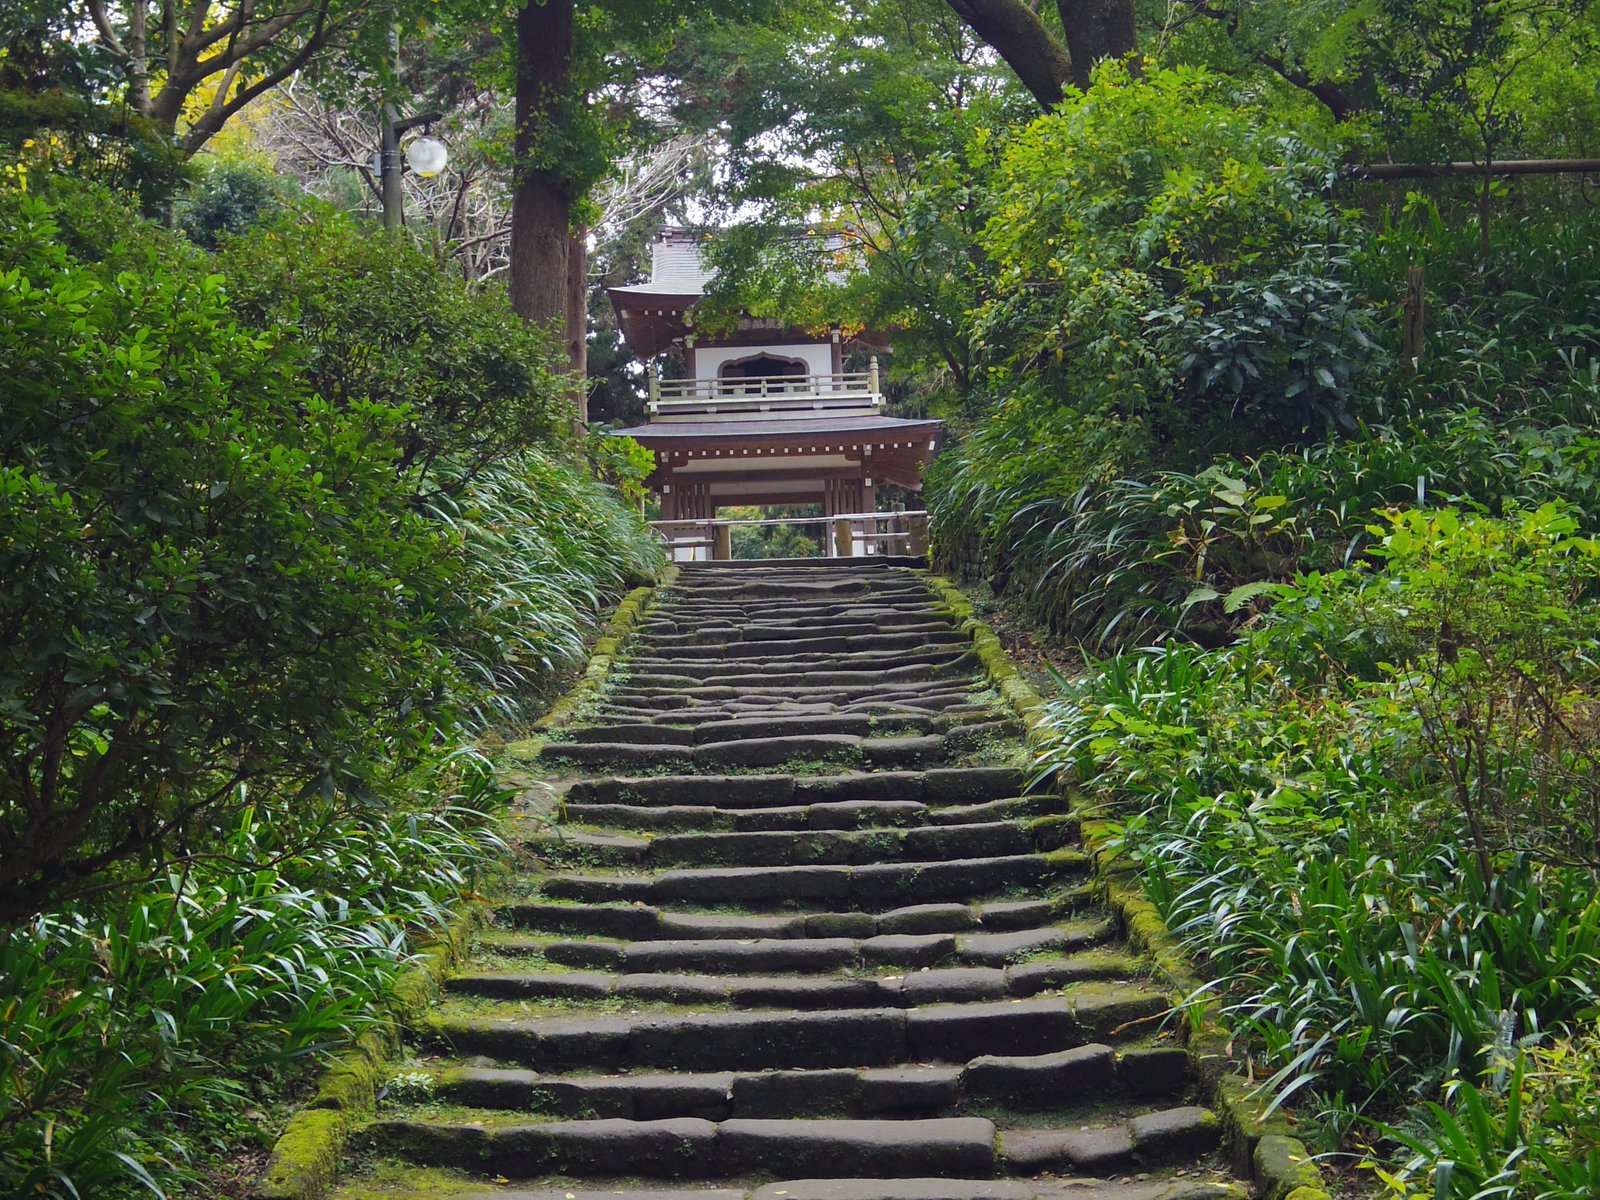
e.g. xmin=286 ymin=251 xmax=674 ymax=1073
xmin=719 ymin=353 xmax=808 ymax=381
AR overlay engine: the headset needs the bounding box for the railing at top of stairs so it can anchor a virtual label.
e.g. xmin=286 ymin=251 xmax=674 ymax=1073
xmin=650 ymin=510 xmax=930 ymax=562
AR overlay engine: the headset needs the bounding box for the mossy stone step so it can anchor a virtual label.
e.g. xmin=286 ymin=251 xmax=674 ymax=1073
xmin=445 ymin=947 xmax=1134 ymax=1008
xmin=563 ymin=768 xmax=1027 ymax=809
xmin=625 ymin=649 xmax=973 ymax=679
xmin=366 ymin=1115 xmax=998 ymax=1179
xmin=557 ymin=796 xmax=1053 ymax=834
xmin=493 ymin=897 xmax=1071 ymax=940
xmin=423 ymin=1042 xmax=1186 ymax=1120
xmin=998 ymin=1107 xmax=1221 ymax=1175
xmin=539 ymin=733 xmax=963 ymax=773
xmin=531 ymin=821 xmax=1040 ymax=869
xmin=336 ymin=1179 xmax=1246 ymax=1200
xmin=645 ymin=630 xmax=968 ymax=659
xmin=565 ymin=715 xmax=914 ymax=745
xmin=419 ymin=991 xmax=1167 ymax=1072
xmin=539 ymin=852 xmax=1088 ymax=908
xmin=531 ymin=920 xmax=1111 ymax=974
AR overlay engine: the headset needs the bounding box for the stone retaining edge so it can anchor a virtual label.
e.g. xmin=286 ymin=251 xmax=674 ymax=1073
xmin=251 ymin=566 xmax=680 ymax=1200
xmin=925 ymin=572 xmax=1333 ymax=1200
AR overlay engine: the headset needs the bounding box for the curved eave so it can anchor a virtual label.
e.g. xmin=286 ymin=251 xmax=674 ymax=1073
xmin=608 ymin=288 xmax=701 ymax=358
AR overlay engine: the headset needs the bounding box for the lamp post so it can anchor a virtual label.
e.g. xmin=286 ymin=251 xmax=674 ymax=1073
xmin=376 ymin=111 xmax=446 ymax=232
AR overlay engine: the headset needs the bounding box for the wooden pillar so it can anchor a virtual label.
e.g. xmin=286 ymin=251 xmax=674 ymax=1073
xmin=833 ymin=518 xmax=853 ymax=558
xmin=713 ymin=524 xmax=732 ymax=561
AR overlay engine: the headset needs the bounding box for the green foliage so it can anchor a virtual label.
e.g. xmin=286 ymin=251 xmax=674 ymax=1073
xmin=1034 ymin=507 xmax=1600 ymax=1181
xmin=0 ymin=88 xmax=188 ymax=213
xmin=0 ymin=183 xmax=467 ymax=921
xmin=0 ymin=175 xmax=659 ymax=908
xmin=689 ymin=0 xmax=1025 ymax=411
xmin=214 ymin=210 xmax=571 ymax=481
xmin=176 ymin=156 xmax=293 ymax=250
xmin=977 ymin=62 xmax=1377 ymax=441
xmin=584 ymin=429 xmax=655 ymax=504
xmin=0 ymin=173 xmax=658 ymax=1198
xmin=722 ymin=505 xmax=822 ymax=560
xmin=427 ymin=450 xmax=665 ymax=727
xmin=0 ymin=770 xmax=506 ymax=1200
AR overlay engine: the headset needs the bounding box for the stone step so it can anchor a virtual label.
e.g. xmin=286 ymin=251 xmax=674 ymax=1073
xmin=563 ymin=768 xmax=1028 ymax=809
xmin=533 ymin=821 xmax=1060 ymax=869
xmin=539 ymin=733 xmax=960 ymax=773
xmin=559 ymin=795 xmax=1054 ymax=833
xmin=537 ymin=851 xmax=1087 ymax=908
xmin=645 ymin=631 xmax=969 ymax=660
xmin=426 ymin=1042 xmax=1187 ymax=1118
xmin=625 ymin=649 xmax=971 ymax=679
xmin=624 ymin=660 xmax=979 ymax=692
xmin=565 ymin=713 xmax=959 ymax=746
xmin=419 ymin=991 xmax=1169 ymax=1072
xmin=363 ymin=1105 xmax=1218 ymax=1181
xmin=494 ymin=897 xmax=1074 ymax=940
xmin=602 ymin=684 xmax=980 ymax=706
xmin=364 ymin=1116 xmax=998 ymax=1180
xmin=644 ymin=618 xmax=958 ymax=645
xmin=446 ymin=946 xmax=1132 ymax=1005
xmin=339 ymin=1179 xmax=1246 ymax=1200
xmin=590 ymin=699 xmax=991 ymax=725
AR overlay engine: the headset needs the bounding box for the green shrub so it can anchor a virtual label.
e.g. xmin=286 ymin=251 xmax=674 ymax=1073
xmin=428 ymin=450 xmax=665 ymax=727
xmin=976 ymin=62 xmax=1378 ymax=443
xmin=177 ymin=156 xmax=293 ymax=249
xmin=0 ymin=768 xmax=506 ymax=1199
xmin=214 ymin=211 xmax=572 ymax=482
xmin=0 ymin=185 xmax=475 ymax=921
xmin=1034 ymin=507 xmax=1600 ymax=1170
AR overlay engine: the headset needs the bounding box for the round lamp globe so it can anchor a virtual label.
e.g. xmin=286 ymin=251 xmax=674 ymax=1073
xmin=406 ymin=136 xmax=449 ymax=178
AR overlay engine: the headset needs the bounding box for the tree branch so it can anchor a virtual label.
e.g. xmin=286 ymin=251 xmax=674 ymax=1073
xmin=944 ymin=0 xmax=1073 ymax=109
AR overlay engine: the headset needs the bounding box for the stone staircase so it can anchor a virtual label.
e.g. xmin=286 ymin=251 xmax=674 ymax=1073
xmin=337 ymin=561 xmax=1245 ymax=1200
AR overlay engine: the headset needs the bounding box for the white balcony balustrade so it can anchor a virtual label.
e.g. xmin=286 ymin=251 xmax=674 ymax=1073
xmin=647 ymin=359 xmax=882 ymax=420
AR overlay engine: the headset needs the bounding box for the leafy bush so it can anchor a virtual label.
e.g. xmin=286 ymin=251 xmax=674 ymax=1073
xmin=935 ymin=401 xmax=1600 ymax=649
xmin=430 ymin=450 xmax=665 ymax=727
xmin=1033 ymin=507 xmax=1600 ymax=1182
xmin=0 ymin=174 xmax=659 ymax=1199
xmin=215 ymin=212 xmax=572 ymax=481
xmin=177 ymin=156 xmax=293 ymax=249
xmin=0 ymin=767 xmax=506 ymax=1199
xmin=975 ymin=62 xmax=1379 ymax=443
xmin=0 ymin=186 xmax=468 ymax=921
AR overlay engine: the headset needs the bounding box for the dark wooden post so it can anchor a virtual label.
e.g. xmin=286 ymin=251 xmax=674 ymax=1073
xmin=1402 ymin=264 xmax=1426 ymax=370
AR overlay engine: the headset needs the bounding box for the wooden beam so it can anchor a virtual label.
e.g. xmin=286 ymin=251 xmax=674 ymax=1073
xmin=1348 ymin=158 xmax=1600 ymax=180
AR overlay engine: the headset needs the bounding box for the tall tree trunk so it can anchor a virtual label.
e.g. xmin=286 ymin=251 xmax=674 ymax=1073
xmin=1055 ymin=0 xmax=1136 ymax=91
xmin=510 ymin=0 xmax=575 ymax=345
xmin=566 ymin=225 xmax=589 ymax=428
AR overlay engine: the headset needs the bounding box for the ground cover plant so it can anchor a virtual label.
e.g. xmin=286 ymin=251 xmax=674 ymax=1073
xmin=1030 ymin=507 xmax=1600 ymax=1197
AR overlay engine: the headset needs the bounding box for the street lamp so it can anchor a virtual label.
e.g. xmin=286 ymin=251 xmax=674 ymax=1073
xmin=406 ymin=135 xmax=449 ymax=178
xmin=376 ymin=110 xmax=445 ymax=231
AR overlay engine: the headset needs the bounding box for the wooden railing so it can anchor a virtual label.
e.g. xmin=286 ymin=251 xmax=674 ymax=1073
xmin=647 ymin=360 xmax=882 ymax=419
xmin=651 ymin=509 xmax=929 ymax=562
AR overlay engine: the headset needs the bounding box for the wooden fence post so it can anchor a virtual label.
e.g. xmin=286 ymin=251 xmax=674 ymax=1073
xmin=907 ymin=514 xmax=930 ymax=557
xmin=713 ymin=524 xmax=731 ymax=561
xmin=1403 ymin=264 xmax=1426 ymax=370
xmin=833 ymin=519 xmax=854 ymax=558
